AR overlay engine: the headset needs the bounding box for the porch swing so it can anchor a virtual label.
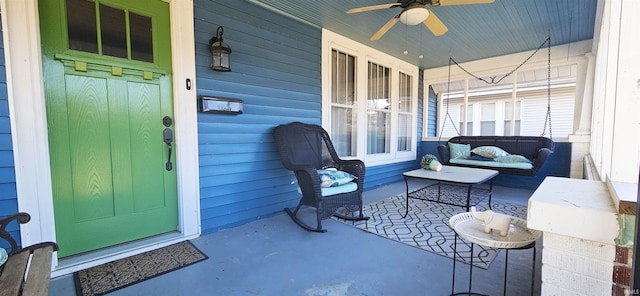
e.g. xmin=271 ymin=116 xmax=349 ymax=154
xmin=436 ymin=36 xmax=555 ymax=176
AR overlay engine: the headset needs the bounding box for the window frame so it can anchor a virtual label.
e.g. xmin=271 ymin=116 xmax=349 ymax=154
xmin=322 ymin=29 xmax=419 ymax=166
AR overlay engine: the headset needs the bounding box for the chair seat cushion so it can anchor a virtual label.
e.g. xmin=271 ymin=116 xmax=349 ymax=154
xmin=296 ymin=182 xmax=358 ymax=197
xmin=321 ymin=182 xmax=358 ymax=196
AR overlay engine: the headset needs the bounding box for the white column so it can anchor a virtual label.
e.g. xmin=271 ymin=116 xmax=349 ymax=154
xmin=462 ymin=79 xmax=469 ymax=135
xmin=608 ymin=0 xmax=640 ymax=183
xmin=572 ymin=54 xmax=594 ymax=136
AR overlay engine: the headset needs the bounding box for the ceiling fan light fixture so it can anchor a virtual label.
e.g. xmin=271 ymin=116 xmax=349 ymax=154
xmin=399 ymin=7 xmax=429 ymax=25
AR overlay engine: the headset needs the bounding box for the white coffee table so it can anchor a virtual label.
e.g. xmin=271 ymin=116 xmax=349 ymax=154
xmin=402 ymin=166 xmax=498 ymax=218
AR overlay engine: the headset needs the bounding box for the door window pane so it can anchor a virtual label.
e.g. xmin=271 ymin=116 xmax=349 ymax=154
xmin=67 ymin=0 xmax=98 ymax=53
xmin=66 ymin=1 xmax=155 ymax=63
xmin=130 ymin=12 xmax=154 ymax=63
xmin=100 ymin=4 xmax=127 ymax=59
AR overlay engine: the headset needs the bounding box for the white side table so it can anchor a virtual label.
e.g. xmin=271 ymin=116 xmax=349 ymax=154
xmin=449 ymin=212 xmax=541 ymax=296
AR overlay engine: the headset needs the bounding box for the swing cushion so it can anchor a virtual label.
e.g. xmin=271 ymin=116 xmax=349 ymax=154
xmin=438 ymin=136 xmax=554 ymax=176
xmin=471 ymin=146 xmax=509 ymax=158
xmin=450 ymin=158 xmax=534 ymax=170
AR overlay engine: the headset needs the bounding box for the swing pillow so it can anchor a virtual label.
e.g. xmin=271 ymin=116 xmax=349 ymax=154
xmin=471 ymin=146 xmax=509 ymax=159
xmin=448 ymin=143 xmax=471 ymax=160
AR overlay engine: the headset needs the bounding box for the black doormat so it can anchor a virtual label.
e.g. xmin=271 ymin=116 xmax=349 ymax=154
xmin=74 ymin=240 xmax=208 ymax=296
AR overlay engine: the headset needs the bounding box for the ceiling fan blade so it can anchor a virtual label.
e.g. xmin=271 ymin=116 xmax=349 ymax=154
xmin=435 ymin=0 xmax=494 ymax=6
xmin=423 ymin=11 xmax=448 ymax=36
xmin=370 ymin=16 xmax=400 ymax=41
xmin=346 ymin=3 xmax=400 ymax=14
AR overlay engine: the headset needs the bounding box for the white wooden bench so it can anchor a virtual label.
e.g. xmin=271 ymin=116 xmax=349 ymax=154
xmin=0 ymin=213 xmax=58 ymax=296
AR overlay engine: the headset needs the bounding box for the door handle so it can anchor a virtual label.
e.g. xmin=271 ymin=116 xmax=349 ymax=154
xmin=163 ymin=127 xmax=173 ymax=171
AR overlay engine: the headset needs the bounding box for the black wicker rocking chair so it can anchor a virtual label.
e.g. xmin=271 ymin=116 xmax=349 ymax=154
xmin=274 ymin=122 xmax=369 ymax=232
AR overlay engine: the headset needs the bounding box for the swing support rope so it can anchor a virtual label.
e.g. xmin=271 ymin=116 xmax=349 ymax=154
xmin=437 ymin=35 xmax=553 ymax=141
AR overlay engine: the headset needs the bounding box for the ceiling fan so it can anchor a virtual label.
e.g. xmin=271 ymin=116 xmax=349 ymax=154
xmin=346 ymin=0 xmax=495 ymax=41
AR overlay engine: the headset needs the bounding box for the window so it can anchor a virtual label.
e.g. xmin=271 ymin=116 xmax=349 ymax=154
xmin=504 ymin=101 xmax=521 ymax=136
xmin=367 ymin=62 xmax=391 ymax=155
xmin=480 ymin=103 xmax=496 ymax=136
xmin=330 ymin=49 xmax=357 ymax=157
xmin=66 ymin=0 xmax=154 ymax=63
xmin=459 ymin=105 xmax=473 ymax=136
xmin=397 ymin=72 xmax=413 ymax=152
xmin=323 ymin=30 xmax=418 ymax=165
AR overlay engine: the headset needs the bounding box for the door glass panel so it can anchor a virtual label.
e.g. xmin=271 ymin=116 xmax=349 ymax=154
xmin=67 ymin=0 xmax=98 ymax=53
xmin=130 ymin=12 xmax=154 ymax=63
xmin=100 ymin=4 xmax=127 ymax=59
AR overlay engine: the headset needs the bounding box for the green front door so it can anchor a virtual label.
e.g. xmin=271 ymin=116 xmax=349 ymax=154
xmin=39 ymin=0 xmax=178 ymax=257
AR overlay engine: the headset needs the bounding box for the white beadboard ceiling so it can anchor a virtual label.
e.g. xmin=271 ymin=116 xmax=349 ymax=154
xmin=249 ymin=0 xmax=598 ymax=70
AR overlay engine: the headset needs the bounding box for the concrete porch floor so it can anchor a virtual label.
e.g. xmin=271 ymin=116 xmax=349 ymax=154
xmin=49 ymin=180 xmax=541 ymax=296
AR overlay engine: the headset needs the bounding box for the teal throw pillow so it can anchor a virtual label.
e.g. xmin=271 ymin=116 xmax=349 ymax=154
xmin=494 ymin=154 xmax=533 ymax=164
xmin=471 ymin=146 xmax=509 ymax=158
xmin=448 ymin=142 xmax=471 ymax=160
xmin=317 ymin=168 xmax=356 ymax=188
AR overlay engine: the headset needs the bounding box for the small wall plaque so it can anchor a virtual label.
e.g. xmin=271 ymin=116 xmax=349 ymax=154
xmin=200 ymin=96 xmax=243 ymax=114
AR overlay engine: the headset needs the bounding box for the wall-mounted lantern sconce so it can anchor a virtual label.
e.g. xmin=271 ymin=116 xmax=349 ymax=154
xmin=209 ymin=26 xmax=232 ymax=72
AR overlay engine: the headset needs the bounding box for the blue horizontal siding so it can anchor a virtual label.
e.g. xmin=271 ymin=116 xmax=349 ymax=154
xmin=0 ymin=117 xmax=10 ymax=133
xmin=194 ymin=0 xmax=322 ymax=233
xmin=0 ymin=183 xmax=17 ymax=200
xmin=365 ymin=161 xmax=421 ymax=190
xmin=0 ymin=15 xmax=20 ymax=250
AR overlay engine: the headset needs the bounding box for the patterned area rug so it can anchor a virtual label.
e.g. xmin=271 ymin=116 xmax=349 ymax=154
xmin=74 ymin=241 xmax=208 ymax=296
xmin=334 ymin=192 xmax=527 ymax=269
